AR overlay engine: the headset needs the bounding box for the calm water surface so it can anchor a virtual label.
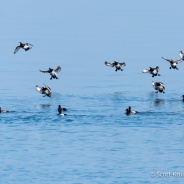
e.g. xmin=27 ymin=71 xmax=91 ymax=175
xmin=0 ymin=87 xmax=184 ymax=184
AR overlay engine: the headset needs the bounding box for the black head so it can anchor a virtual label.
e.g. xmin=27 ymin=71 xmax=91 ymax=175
xmin=125 ymin=108 xmax=129 ymax=115
xmin=182 ymin=95 xmax=184 ymax=101
xmin=58 ymin=105 xmax=61 ymax=113
xmin=128 ymin=106 xmax=131 ymax=112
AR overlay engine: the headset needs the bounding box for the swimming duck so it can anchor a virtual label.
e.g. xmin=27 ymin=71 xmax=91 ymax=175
xmin=0 ymin=107 xmax=9 ymax=113
xmin=125 ymin=106 xmax=138 ymax=115
xmin=36 ymin=84 xmax=51 ymax=97
xmin=161 ymin=56 xmax=182 ymax=70
xmin=58 ymin=105 xmax=67 ymax=116
xmin=179 ymin=51 xmax=184 ymax=60
xmin=142 ymin=66 xmax=161 ymax=77
xmin=105 ymin=61 xmax=126 ymax=71
xmin=152 ymin=81 xmax=165 ymax=93
xmin=14 ymin=42 xmax=33 ymax=54
xmin=39 ymin=66 xmax=61 ymax=80
xmin=182 ymin=95 xmax=184 ymax=101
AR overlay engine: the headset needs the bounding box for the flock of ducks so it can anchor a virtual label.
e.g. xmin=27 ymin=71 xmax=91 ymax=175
xmin=105 ymin=51 xmax=184 ymax=115
xmin=1 ymin=42 xmax=66 ymax=116
xmin=1 ymin=43 xmax=184 ymax=116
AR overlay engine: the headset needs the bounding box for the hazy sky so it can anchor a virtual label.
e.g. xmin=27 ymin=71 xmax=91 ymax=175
xmin=1 ymin=1 xmax=184 ymax=96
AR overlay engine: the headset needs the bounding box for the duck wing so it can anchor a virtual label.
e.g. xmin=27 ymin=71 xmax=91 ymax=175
xmin=45 ymin=86 xmax=51 ymax=92
xmin=25 ymin=43 xmax=33 ymax=46
xmin=14 ymin=46 xmax=21 ymax=54
xmin=161 ymin=57 xmax=171 ymax=62
xmin=36 ymin=85 xmax=43 ymax=94
xmin=55 ymin=66 xmax=61 ymax=73
xmin=105 ymin=61 xmax=115 ymax=67
xmin=39 ymin=69 xmax=50 ymax=73
xmin=175 ymin=59 xmax=183 ymax=64
xmin=160 ymin=82 xmax=165 ymax=89
xmin=119 ymin=62 xmax=126 ymax=66
xmin=142 ymin=68 xmax=150 ymax=73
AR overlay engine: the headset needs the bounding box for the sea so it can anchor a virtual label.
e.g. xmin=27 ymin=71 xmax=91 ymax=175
xmin=0 ymin=55 xmax=184 ymax=184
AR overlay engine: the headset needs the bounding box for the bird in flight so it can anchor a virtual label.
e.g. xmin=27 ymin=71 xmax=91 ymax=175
xmin=161 ymin=57 xmax=183 ymax=70
xmin=105 ymin=61 xmax=126 ymax=72
xmin=14 ymin=42 xmax=33 ymax=54
xmin=39 ymin=66 xmax=61 ymax=80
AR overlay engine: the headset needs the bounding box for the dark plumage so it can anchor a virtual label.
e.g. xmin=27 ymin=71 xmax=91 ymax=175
xmin=58 ymin=105 xmax=67 ymax=116
xmin=36 ymin=85 xmax=51 ymax=97
xmin=125 ymin=106 xmax=138 ymax=115
xmin=0 ymin=107 xmax=9 ymax=113
xmin=142 ymin=66 xmax=160 ymax=77
xmin=182 ymin=95 xmax=184 ymax=102
xmin=105 ymin=61 xmax=126 ymax=71
xmin=161 ymin=56 xmax=182 ymax=70
xmin=14 ymin=42 xmax=33 ymax=54
xmin=152 ymin=81 xmax=165 ymax=93
xmin=39 ymin=66 xmax=61 ymax=80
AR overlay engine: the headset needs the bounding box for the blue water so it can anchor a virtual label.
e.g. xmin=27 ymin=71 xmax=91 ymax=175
xmin=1 ymin=87 xmax=184 ymax=184
xmin=1 ymin=1 xmax=184 ymax=183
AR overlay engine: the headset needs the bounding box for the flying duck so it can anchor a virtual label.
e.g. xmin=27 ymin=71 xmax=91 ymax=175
xmin=0 ymin=107 xmax=9 ymax=113
xmin=125 ymin=106 xmax=138 ymax=115
xmin=58 ymin=105 xmax=67 ymax=116
xmin=36 ymin=84 xmax=51 ymax=97
xmin=142 ymin=66 xmax=161 ymax=77
xmin=179 ymin=50 xmax=184 ymax=60
xmin=105 ymin=61 xmax=126 ymax=72
xmin=14 ymin=42 xmax=33 ymax=54
xmin=39 ymin=66 xmax=61 ymax=80
xmin=161 ymin=56 xmax=182 ymax=70
xmin=152 ymin=81 xmax=165 ymax=93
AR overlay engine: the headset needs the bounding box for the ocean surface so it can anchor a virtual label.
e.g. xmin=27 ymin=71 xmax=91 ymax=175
xmin=1 ymin=65 xmax=184 ymax=184
xmin=1 ymin=1 xmax=184 ymax=183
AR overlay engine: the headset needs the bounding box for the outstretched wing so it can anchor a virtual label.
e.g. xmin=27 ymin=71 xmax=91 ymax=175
xmin=25 ymin=43 xmax=33 ymax=46
xmin=175 ymin=59 xmax=183 ymax=64
xmin=160 ymin=82 xmax=165 ymax=90
xmin=55 ymin=66 xmax=61 ymax=73
xmin=142 ymin=68 xmax=149 ymax=73
xmin=36 ymin=85 xmax=43 ymax=94
xmin=119 ymin=62 xmax=126 ymax=66
xmin=39 ymin=69 xmax=50 ymax=73
xmin=45 ymin=86 xmax=51 ymax=92
xmin=105 ymin=61 xmax=115 ymax=67
xmin=14 ymin=46 xmax=21 ymax=54
xmin=161 ymin=57 xmax=171 ymax=62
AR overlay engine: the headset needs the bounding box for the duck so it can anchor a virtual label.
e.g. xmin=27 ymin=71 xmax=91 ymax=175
xmin=182 ymin=95 xmax=184 ymax=101
xmin=179 ymin=50 xmax=184 ymax=60
xmin=105 ymin=61 xmax=126 ymax=72
xmin=125 ymin=106 xmax=138 ymax=115
xmin=36 ymin=84 xmax=51 ymax=97
xmin=152 ymin=81 xmax=165 ymax=93
xmin=39 ymin=66 xmax=61 ymax=80
xmin=0 ymin=107 xmax=9 ymax=113
xmin=14 ymin=42 xmax=33 ymax=54
xmin=161 ymin=56 xmax=182 ymax=70
xmin=58 ymin=105 xmax=67 ymax=116
xmin=142 ymin=66 xmax=161 ymax=77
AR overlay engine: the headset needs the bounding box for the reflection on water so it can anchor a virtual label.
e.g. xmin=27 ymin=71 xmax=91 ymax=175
xmin=35 ymin=104 xmax=51 ymax=110
xmin=153 ymin=99 xmax=165 ymax=106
